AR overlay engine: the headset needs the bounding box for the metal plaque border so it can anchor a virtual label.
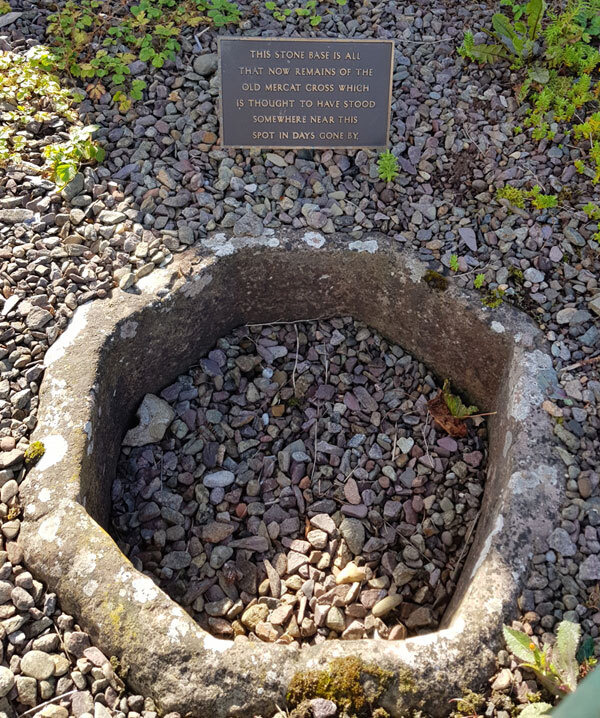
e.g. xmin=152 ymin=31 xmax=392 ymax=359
xmin=217 ymin=36 xmax=394 ymax=150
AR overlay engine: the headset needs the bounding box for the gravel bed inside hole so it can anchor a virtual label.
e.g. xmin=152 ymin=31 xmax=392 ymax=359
xmin=111 ymin=316 xmax=488 ymax=645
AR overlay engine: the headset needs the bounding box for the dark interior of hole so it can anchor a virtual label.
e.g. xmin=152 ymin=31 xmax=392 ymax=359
xmin=79 ymin=246 xmax=514 ymax=627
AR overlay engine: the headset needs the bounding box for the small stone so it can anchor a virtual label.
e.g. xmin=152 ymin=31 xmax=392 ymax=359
xmin=548 ymin=527 xmax=576 ymax=557
xmin=266 ymin=153 xmax=287 ymax=168
xmin=210 ymin=545 xmax=233 ymax=569
xmin=255 ymin=621 xmax=280 ymax=642
xmin=60 ymin=173 xmax=84 ymax=200
xmin=203 ymin=470 xmax=235 ymax=488
xmin=270 ymin=604 xmax=293 ymax=626
xmin=589 ymin=296 xmax=600 ymax=317
xmin=123 ymin=394 xmax=175 ymax=446
xmin=1 ymin=479 xmax=17 ymax=503
xmin=26 ymin=306 xmax=53 ymax=330
xmin=241 ymin=603 xmax=269 ymax=630
xmin=64 ymin=631 xmax=90 ymax=657
xmin=524 ymin=268 xmax=544 ymax=283
xmin=372 ymin=594 xmax=403 ymax=618
xmin=20 ymin=650 xmax=55 ymax=680
xmin=491 ymin=668 xmax=513 ymax=691
xmin=229 ymin=536 xmax=269 ymax=552
xmin=579 ymin=555 xmax=600 ymax=581
xmin=344 ymin=478 xmax=361 ymax=505
xmin=341 ymin=620 xmax=365 ymax=639
xmin=287 ymin=550 xmax=309 ymax=573
xmin=233 ymin=212 xmax=263 ymax=237
xmin=310 ymin=514 xmax=336 ymax=534
xmin=310 ymin=698 xmax=337 ymax=718
xmin=458 ymin=227 xmax=477 ymax=251
xmin=353 ymin=386 xmax=378 ymax=412
xmin=11 ymin=585 xmax=34 ymax=610
xmin=339 ymin=518 xmax=365 ymax=555
xmin=406 ymin=606 xmax=434 ymax=629
xmin=82 ymin=647 xmax=108 ymax=666
xmin=0 ymin=666 xmax=14 ymax=698
xmin=307 ymin=529 xmax=328 ymax=549
xmin=16 ymin=676 xmax=37 ymax=706
xmin=193 ymin=53 xmax=218 ymax=76
xmin=97 ymin=209 xmax=127 ymax=225
xmin=326 ymin=606 xmax=345 ymax=632
xmin=549 ymin=246 xmax=563 ymax=262
xmin=207 ymin=617 xmax=233 ymax=636
xmin=0 ymin=448 xmax=24 ymax=469
xmin=201 ymin=521 xmax=236 ymax=543
xmin=70 ymin=690 xmax=94 ymax=717
xmin=38 ymin=706 xmax=69 ymax=718
xmin=205 ymin=598 xmax=233 ymax=617
xmin=0 ymin=208 xmax=33 ymax=224
xmin=388 ymin=624 xmax=407 ymax=640
xmin=397 ymin=437 xmax=414 ymax=454
xmin=335 ymin=563 xmax=368 ymax=585
xmin=162 ymin=551 xmax=191 ymax=569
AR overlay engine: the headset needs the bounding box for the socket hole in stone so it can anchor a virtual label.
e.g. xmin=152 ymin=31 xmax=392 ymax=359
xmin=110 ymin=316 xmax=488 ymax=645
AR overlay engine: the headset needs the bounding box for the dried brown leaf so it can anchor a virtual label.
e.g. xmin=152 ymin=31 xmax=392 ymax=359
xmin=427 ymin=390 xmax=467 ymax=438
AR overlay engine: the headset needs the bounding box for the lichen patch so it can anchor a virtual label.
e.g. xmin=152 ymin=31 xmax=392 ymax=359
xmin=35 ymin=434 xmax=68 ymax=472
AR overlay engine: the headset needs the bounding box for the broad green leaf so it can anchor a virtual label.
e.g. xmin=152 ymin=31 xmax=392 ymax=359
xmin=590 ymin=16 xmax=600 ymax=36
xmin=576 ymin=635 xmax=595 ymax=663
xmin=492 ymin=12 xmax=520 ymax=45
xmin=553 ymin=667 xmax=600 ymax=718
xmin=55 ymin=162 xmax=77 ymax=187
xmin=553 ymin=620 xmax=581 ymax=692
xmin=460 ymin=39 xmax=511 ymax=64
xmin=526 ymin=0 xmax=545 ymax=40
xmin=139 ymin=46 xmax=154 ymax=62
xmin=503 ymin=625 xmax=537 ymax=663
xmin=528 ymin=65 xmax=550 ymax=83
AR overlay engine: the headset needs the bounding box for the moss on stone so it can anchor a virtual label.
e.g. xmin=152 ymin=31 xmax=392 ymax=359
xmin=286 ymin=656 xmax=399 ymax=717
xmin=423 ymin=270 xmax=448 ymax=291
xmin=24 ymin=440 xmax=45 ymax=466
xmin=450 ymin=688 xmax=486 ymax=716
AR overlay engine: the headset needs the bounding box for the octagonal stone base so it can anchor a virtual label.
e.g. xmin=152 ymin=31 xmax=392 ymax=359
xmin=19 ymin=231 xmax=562 ymax=717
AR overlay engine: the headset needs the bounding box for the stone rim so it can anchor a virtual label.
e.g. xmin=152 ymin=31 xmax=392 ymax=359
xmin=19 ymin=231 xmax=562 ymax=717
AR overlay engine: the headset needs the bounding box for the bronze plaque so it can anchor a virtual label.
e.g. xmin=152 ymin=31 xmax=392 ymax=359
xmin=218 ymin=37 xmax=394 ymax=149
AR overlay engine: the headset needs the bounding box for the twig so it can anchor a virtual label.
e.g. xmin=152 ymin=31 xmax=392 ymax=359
xmin=522 ymin=162 xmax=550 ymax=193
xmin=310 ymin=402 xmax=320 ymax=487
xmin=343 ymin=465 xmax=358 ymax=484
xmin=391 ymin=423 xmax=398 ymax=462
xmin=461 ymin=126 xmax=485 ymax=159
xmin=456 ymin=411 xmax=497 ymax=420
xmin=397 ymin=36 xmax=450 ymax=44
xmin=20 ymin=691 xmax=78 ymax=718
xmin=292 ymin=324 xmax=299 ymax=397
xmin=384 ymin=520 xmax=432 ymax=563
xmin=450 ymin=510 xmax=481 ymax=583
xmin=421 ymin=414 xmax=432 ymax=464
xmin=560 ymin=354 xmax=600 ymax=374
xmin=246 ymin=316 xmax=331 ymax=328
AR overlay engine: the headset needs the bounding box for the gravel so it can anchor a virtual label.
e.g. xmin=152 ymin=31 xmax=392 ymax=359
xmin=112 ymin=318 xmax=487 ymax=645
xmin=0 ymin=0 xmax=598 ymax=714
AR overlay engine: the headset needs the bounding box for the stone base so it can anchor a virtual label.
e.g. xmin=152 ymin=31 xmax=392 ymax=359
xmin=19 ymin=230 xmax=562 ymax=717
